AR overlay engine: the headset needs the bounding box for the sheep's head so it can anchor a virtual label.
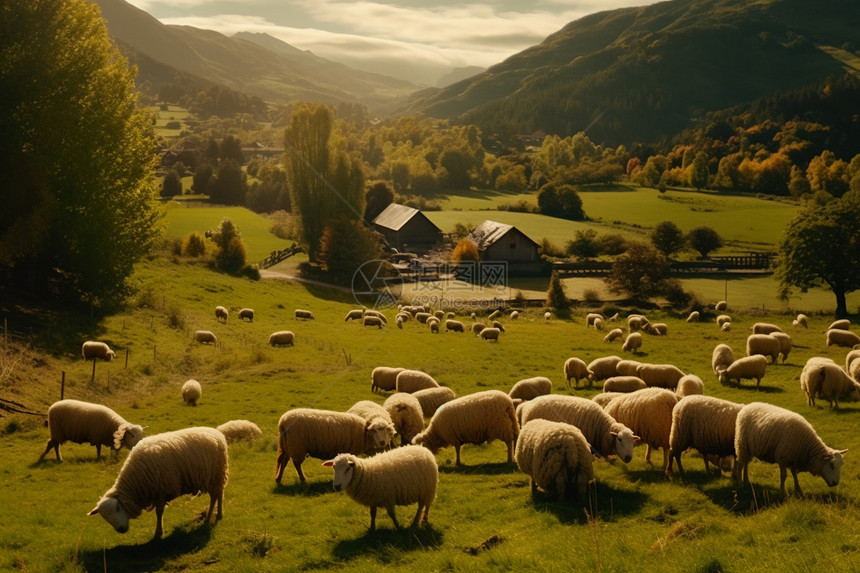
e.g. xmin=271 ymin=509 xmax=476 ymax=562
xmin=323 ymin=454 xmax=357 ymax=492
xmin=104 ymin=350 xmax=116 ymax=362
xmin=611 ymin=427 xmax=639 ymax=464
xmin=819 ymin=449 xmax=848 ymax=487
xmin=88 ymin=496 xmax=130 ymax=533
xmin=367 ymin=419 xmax=395 ymax=449
xmin=114 ymin=424 xmax=145 ymax=450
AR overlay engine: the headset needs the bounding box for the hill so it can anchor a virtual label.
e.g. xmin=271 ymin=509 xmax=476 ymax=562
xmin=407 ymin=0 xmax=860 ymax=145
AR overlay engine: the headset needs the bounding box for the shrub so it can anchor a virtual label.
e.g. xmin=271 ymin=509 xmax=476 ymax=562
xmin=546 ymin=270 xmax=570 ymax=310
xmin=268 ymin=210 xmax=294 ymax=240
xmin=452 ymin=238 xmax=480 ymax=263
xmin=181 ymin=232 xmax=207 ymax=257
xmin=582 ymin=289 xmax=602 ymax=304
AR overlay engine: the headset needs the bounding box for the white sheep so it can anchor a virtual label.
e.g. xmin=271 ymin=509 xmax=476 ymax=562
xmin=515 ymin=419 xmax=595 ymax=502
xmin=344 ymin=309 xmax=364 ymax=322
xmin=627 ymin=315 xmax=648 ymax=332
xmin=445 ymin=319 xmax=465 ymax=333
xmin=275 ymin=408 xmax=392 ymax=483
xmin=643 ymin=322 xmax=668 ymax=336
xmin=416 ymin=312 xmax=432 ymax=324
xmin=563 ymin=357 xmax=592 ymax=389
xmin=363 ymin=316 xmax=385 ymax=329
xmin=720 ymin=321 xmax=732 ymax=332
xmin=602 ymin=376 xmax=647 ymax=393
xmin=396 ymin=315 xmax=404 ymax=329
xmin=411 ymin=390 xmax=519 ymax=465
xmin=794 ymin=313 xmax=808 ymax=328
xmin=492 ymin=320 xmax=506 ymax=332
xmin=586 ymin=313 xmax=604 ymax=328
xmin=745 ymin=333 xmax=781 ymax=363
xmin=510 ymin=310 xmax=520 ymax=320
xmin=750 ymin=322 xmax=782 ymax=335
xmin=593 ymin=317 xmax=604 ymax=331
xmin=686 ymin=311 xmax=700 ymax=323
xmin=295 ymin=309 xmax=315 ymax=320
xmin=39 ymin=399 xmax=144 ymax=461
xmin=800 ymin=357 xmax=860 ymax=408
xmin=479 ymin=327 xmax=501 ymax=342
xmin=383 ymin=393 xmax=425 ymax=446
xmin=716 ymin=314 xmax=732 ymax=328
xmin=621 ymin=332 xmax=642 ymax=353
xmin=544 ymin=311 xmax=551 ymax=320
xmin=396 ymin=369 xmax=440 ymax=393
xmin=518 ymin=394 xmax=639 ymax=463
xmin=712 ymin=344 xmax=735 ymax=377
xmin=826 ymin=328 xmax=860 ymax=348
xmin=81 ymin=341 xmax=116 ymax=362
xmin=733 ymin=402 xmax=847 ymax=494
xmin=193 ymin=330 xmax=217 ymax=345
xmin=827 ymin=318 xmax=851 ymax=331
xmin=412 ymin=386 xmax=456 ymax=418
xmin=471 ymin=322 xmax=487 ymax=335
xmin=346 ymin=400 xmax=397 ymax=451
xmin=668 ymin=395 xmax=743 ymax=475
xmin=323 ymin=445 xmax=438 ymax=531
xmin=616 ymin=359 xmax=645 ymax=377
xmin=587 ymin=355 xmax=622 ymax=384
xmin=675 ymin=374 xmax=704 ymax=398
xmin=181 ymin=379 xmax=202 ymax=406
xmin=371 ymin=366 xmax=406 ymax=393
xmin=509 ymin=376 xmax=552 ymax=402
xmin=770 ymin=331 xmax=792 ymax=363
xmin=603 ymin=328 xmax=624 ymax=343
xmin=636 ymin=363 xmax=685 ymax=390
xmin=268 ymin=330 xmax=295 ymax=347
xmin=605 ymin=388 xmax=678 ymax=476
xmin=236 ymin=307 xmax=254 ymax=322
xmin=364 ymin=309 xmax=388 ymax=324
xmin=591 ymin=392 xmax=624 ymax=409
xmin=434 ymin=310 xmax=445 ymax=320
xmin=427 ymin=317 xmax=440 ymax=333
xmin=216 ymin=419 xmax=262 ymax=443
xmin=714 ymin=300 xmax=727 ymax=311
xmin=845 ymin=349 xmax=860 ymax=373
xmin=719 ymin=355 xmax=767 ymax=387
xmin=215 ymin=306 xmax=228 ymax=323
xmin=88 ymin=427 xmax=228 ymax=538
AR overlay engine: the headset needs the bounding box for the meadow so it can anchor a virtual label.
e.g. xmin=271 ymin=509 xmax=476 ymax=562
xmin=2 ymin=198 xmax=859 ymax=572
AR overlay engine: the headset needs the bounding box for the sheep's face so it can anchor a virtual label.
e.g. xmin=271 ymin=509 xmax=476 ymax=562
xmin=612 ymin=429 xmax=638 ymax=464
xmin=123 ymin=425 xmax=145 ymax=449
xmin=820 ymin=449 xmax=847 ymax=487
xmin=88 ymin=497 xmax=130 ymax=533
xmin=324 ymin=455 xmax=356 ymax=492
xmin=368 ymin=420 xmax=394 ymax=449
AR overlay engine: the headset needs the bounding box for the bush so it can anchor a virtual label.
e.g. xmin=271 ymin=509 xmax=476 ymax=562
xmin=452 ymin=238 xmax=480 ymax=263
xmin=217 ymin=236 xmax=247 ymax=274
xmin=582 ymin=289 xmax=602 ymax=304
xmin=268 ymin=210 xmax=294 ymax=240
xmin=181 ymin=232 xmax=207 ymax=257
xmin=546 ymin=270 xmax=570 ymax=310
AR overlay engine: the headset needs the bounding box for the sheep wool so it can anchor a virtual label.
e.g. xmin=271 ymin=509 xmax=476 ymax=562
xmin=746 ymin=334 xmax=781 ymax=363
xmin=733 ymin=402 xmax=847 ymax=494
xmin=509 ymin=377 xmax=552 ymax=402
xmin=586 ymin=313 xmax=604 ymax=328
xmin=515 ymin=419 xmax=595 ymax=502
xmin=636 ymin=363 xmax=685 ymax=390
xmin=605 ymin=387 xmax=678 ymax=476
xmin=412 ymin=386 xmax=456 ymax=418
xmin=445 ymin=319 xmax=465 ymax=333
xmin=794 ymin=313 xmax=808 ymax=328
xmin=324 ymin=445 xmax=438 ymax=531
xmin=40 ymin=399 xmax=144 ymax=461
xmin=686 ymin=311 xmax=700 ymax=323
xmin=238 ymin=308 xmax=254 ymax=322
xmin=181 ymin=379 xmax=202 ymax=406
xmin=622 ymin=332 xmax=642 ymax=353
xmin=587 ymin=356 xmax=622 ymax=385
xmin=216 ymin=419 xmax=262 ymax=443
xmin=826 ymin=328 xmax=860 ymax=348
xmin=344 ymin=309 xmax=364 ymax=322
xmin=844 ymin=349 xmax=860 ymax=373
xmin=603 ymin=328 xmax=624 ymax=343
xmin=346 ymin=400 xmax=397 ymax=451
xmin=602 ymin=376 xmax=647 ymax=393
xmin=668 ymin=395 xmax=743 ymax=475
xmin=563 ymin=357 xmax=592 ymax=388
xmin=615 ymin=359 xmax=643 ymax=376
xmin=268 ymin=330 xmax=295 ymax=347
xmin=716 ymin=315 xmax=732 ymax=328
xmin=750 ymin=322 xmax=783 ymax=335
xmin=412 ymin=390 xmax=519 ymax=465
xmin=712 ymin=344 xmax=735 ymax=376
xmin=82 ymin=341 xmax=116 ymax=362
xmin=479 ymin=327 xmax=501 ymax=341
xmin=295 ymin=309 xmax=315 ymax=320
xmin=719 ymin=355 xmax=767 ymax=387
xmin=363 ymin=316 xmax=384 ymax=329
xmin=383 ymin=393 xmax=425 ymax=446
xmin=591 ymin=392 xmax=624 ymax=409
xmin=471 ymin=322 xmax=487 ymax=335
xmin=769 ymin=331 xmax=792 ymax=363
xmin=371 ymin=366 xmax=406 ymax=393
xmin=828 ymin=319 xmax=851 ymax=331
xmin=396 ymin=369 xmax=440 ymax=394
xmin=193 ymin=330 xmax=217 ymax=345
xmin=215 ymin=306 xmax=228 ymax=323
xmin=800 ymin=357 xmax=860 ymax=408
xmin=675 ymin=374 xmax=705 ymax=398
xmin=714 ymin=300 xmax=727 ymax=311
xmin=88 ymin=427 xmax=229 ymax=538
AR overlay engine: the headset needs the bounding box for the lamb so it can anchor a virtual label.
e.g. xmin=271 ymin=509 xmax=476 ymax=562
xmin=591 ymin=392 xmax=624 ymax=409
xmin=215 ymin=306 xmax=228 ymax=323
xmin=668 ymin=395 xmax=743 ymax=475
xmin=471 ymin=322 xmax=487 ymax=335
xmin=714 ymin=300 xmax=727 ymax=311
xmin=488 ymin=309 xmax=501 ymax=321
xmin=636 ymin=363 xmax=685 ymax=390
xmin=770 ymin=331 xmax=792 ymax=363
xmin=344 ymin=309 xmax=364 ymax=322
xmin=602 ymin=376 xmax=647 ymax=393
xmin=216 ymin=419 xmax=262 ymax=443
xmin=294 ymin=309 xmax=315 ymax=320
xmin=383 ymin=393 xmax=425 ymax=446
xmin=363 ymin=316 xmax=385 ymax=329
xmin=268 ymin=330 xmax=295 ymax=347
xmin=39 ymin=399 xmax=144 ymax=461
xmin=675 ymin=374 xmax=705 ymax=398
xmin=395 ymin=369 xmax=440 ymax=393
xmin=587 ymin=355 xmax=622 ymax=385
xmin=323 ymin=445 xmax=438 ymax=531
xmin=509 ymin=376 xmax=552 ymax=402
xmin=733 ymin=402 xmax=847 ymax=494
xmin=81 ymin=341 xmax=116 ymax=362
xmin=515 ymin=419 xmax=595 ymax=502
xmin=88 ymin=427 xmax=228 ymax=539
xmin=586 ymin=313 xmax=604 ymax=328
xmin=193 ymin=330 xmax=217 ymax=345
xmin=371 ymin=366 xmax=406 ymax=393
xmin=411 ymin=390 xmax=519 ymax=465
xmin=827 ymin=318 xmax=851 ymax=331
xmin=793 ymin=313 xmax=808 ymax=328
xmin=826 ymin=328 xmax=860 ymax=348
xmin=480 ymin=327 xmax=502 ymax=342
xmin=603 ymin=328 xmax=624 ymax=343
xmin=686 ymin=311 xmax=700 ymax=323
xmin=607 ymin=312 xmax=620 ymax=322
xmin=275 ymin=408 xmax=393 ymax=483
xmin=712 ymin=344 xmax=735 ymax=376
xmin=604 ymin=388 xmax=679 ymax=476
xmin=800 ymin=357 xmax=860 ymax=408
xmin=412 ymin=386 xmax=456 ymax=418
xmin=719 ymin=355 xmax=767 ymax=387
xmin=564 ymin=357 xmax=592 ymax=388
xmin=238 ymin=308 xmax=254 ymax=322
xmin=181 ymin=379 xmax=202 ymax=406
xmin=621 ymin=332 xmax=643 ymax=353
xmin=716 ymin=314 xmax=732 ymax=328
xmin=445 ymin=319 xmax=465 ymax=333
xmin=746 ymin=334 xmax=781 ymax=363
xmin=346 ymin=400 xmax=397 ymax=451
xmin=750 ymin=322 xmax=782 ymax=335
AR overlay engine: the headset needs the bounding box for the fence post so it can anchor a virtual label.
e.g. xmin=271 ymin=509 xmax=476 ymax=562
xmin=125 ymin=347 xmax=129 ymax=369
xmin=60 ymin=371 xmax=65 ymax=400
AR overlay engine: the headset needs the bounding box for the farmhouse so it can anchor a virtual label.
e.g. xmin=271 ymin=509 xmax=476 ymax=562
xmin=372 ymin=203 xmax=443 ymax=253
xmin=469 ymin=220 xmax=541 ymax=275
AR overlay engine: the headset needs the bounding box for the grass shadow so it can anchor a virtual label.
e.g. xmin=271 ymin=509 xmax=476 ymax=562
xmin=588 ymin=480 xmax=650 ymax=521
xmin=331 ymin=524 xmax=444 ymax=562
xmin=437 ymin=461 xmax=518 ymax=476
xmin=273 ymin=479 xmax=333 ymax=497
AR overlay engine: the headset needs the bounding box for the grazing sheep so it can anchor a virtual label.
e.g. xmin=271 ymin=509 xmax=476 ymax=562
xmin=294 ymin=309 xmax=315 ymax=320
xmin=746 ymin=334 xmax=781 ymax=363
xmin=81 ymin=341 xmax=116 ymax=362
xmin=675 ymin=374 xmax=705 ymax=398
xmin=415 ymin=312 xmax=432 ymax=324
xmin=603 ymin=328 xmax=624 ymax=343
xmin=411 ymin=390 xmax=519 ymax=465
xmin=750 ymin=322 xmax=782 ymax=335
xmin=826 ymin=328 xmax=860 ymax=348
xmin=591 ymin=392 xmax=624 ymax=409
xmin=544 ymin=311 xmax=551 ymax=320
xmin=800 ymin=357 xmax=860 ymax=408
xmin=564 ymin=357 xmax=592 ymax=389
xmin=719 ymin=355 xmax=768 ymax=387
xmin=346 ymin=400 xmax=397 ymax=451
xmin=716 ymin=315 xmax=732 ymax=328
xmin=324 ymin=446 xmax=438 ymax=531
xmin=510 ymin=310 xmax=520 ymax=320
xmin=88 ymin=427 xmax=228 ymax=538
xmin=215 ymin=306 xmax=228 ymax=323
xmin=621 ymin=332 xmax=643 ymax=353
xmin=636 ymin=363 xmax=685 ymax=390
xmin=40 ymin=400 xmax=144 ymax=462
xmin=471 ymin=322 xmax=488 ymax=335
xmin=395 ymin=312 xmax=411 ymax=323
xmin=586 ymin=313 xmax=604 ymax=328
xmin=434 ymin=310 xmax=445 ymax=320
xmin=372 ymin=366 xmax=406 ymax=393
xmin=268 ymin=330 xmax=295 ymax=347
xmin=607 ymin=312 xmax=620 ymax=322
xmin=395 ymin=369 xmax=440 ymax=394
xmin=827 ymin=319 xmax=851 ymax=331
xmin=344 ymin=309 xmax=364 ymax=322
xmin=181 ymin=379 xmax=202 ymax=406
xmin=509 ymin=377 xmax=552 ymax=402
xmin=363 ymin=316 xmax=385 ymax=329
xmin=238 ymin=308 xmax=254 ymax=322
xmin=686 ymin=311 xmax=700 ymax=323
xmin=383 ymin=393 xmax=425 ymax=446
xmin=515 ymin=419 xmax=595 ymax=502
xmin=427 ymin=317 xmax=440 ymax=333
xmin=364 ymin=309 xmax=388 ymax=324
xmin=668 ymin=395 xmax=743 ymax=475
xmin=275 ymin=409 xmax=391 ymax=483
xmin=593 ymin=317 xmax=604 ymax=330
xmin=615 ymin=359 xmax=643 ymax=376
xmin=644 ymin=322 xmax=668 ymax=336
xmin=770 ymin=331 xmax=792 ymax=363
xmin=605 ymin=388 xmax=679 ymax=476
xmin=587 ymin=355 xmax=622 ymax=385
xmin=396 ymin=316 xmax=404 ymax=329
xmin=733 ymin=402 xmax=847 ymax=494
xmin=518 ymin=394 xmax=639 ymax=463
xmin=793 ymin=313 xmax=808 ymax=328
xmin=412 ymin=386 xmax=456 ymax=418
xmin=216 ymin=419 xmax=262 ymax=443
xmin=492 ymin=320 xmax=506 ymax=332
xmin=720 ymin=321 xmax=732 ymax=332
xmin=479 ymin=327 xmax=502 ymax=342
xmin=715 ymin=300 xmax=727 ymax=311
xmin=193 ymin=330 xmax=217 ymax=345
xmin=445 ymin=319 xmax=465 ymax=333
xmin=487 ymin=309 xmax=501 ymax=321
xmin=846 ymin=349 xmax=860 ymax=374
xmin=627 ymin=316 xmax=648 ymax=332
xmin=603 ymin=376 xmax=647 ymax=393
xmin=712 ymin=344 xmax=735 ymax=376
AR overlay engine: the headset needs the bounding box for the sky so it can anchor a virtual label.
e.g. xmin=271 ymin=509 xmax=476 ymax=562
xmin=124 ymin=0 xmax=658 ymax=85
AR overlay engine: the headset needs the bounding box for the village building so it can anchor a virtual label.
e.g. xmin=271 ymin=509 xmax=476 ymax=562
xmin=372 ymin=203 xmax=443 ymax=253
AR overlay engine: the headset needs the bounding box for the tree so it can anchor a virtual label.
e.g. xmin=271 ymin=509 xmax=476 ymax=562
xmin=687 ymin=226 xmax=723 ymax=258
xmin=546 ymin=270 xmax=570 ymax=310
xmin=209 ymin=217 xmax=247 ymax=274
xmin=0 ymin=0 xmax=161 ymax=307
xmin=363 ymin=181 xmax=394 ymax=223
xmin=161 ymin=169 xmax=183 ymax=198
xmin=451 ymin=238 xmax=479 ymax=264
xmin=209 ymin=159 xmax=247 ymax=205
xmin=566 ymin=229 xmax=601 ymax=261
xmin=776 ymin=193 xmax=860 ymax=317
xmin=192 ymin=163 xmax=214 ymax=195
xmin=537 ymin=183 xmax=585 ymax=220
xmin=605 ymin=243 xmax=670 ymax=301
xmin=317 ymin=219 xmax=383 ymax=284
xmin=687 ymin=152 xmax=710 ymax=189
xmin=651 ymin=221 xmax=686 ymax=259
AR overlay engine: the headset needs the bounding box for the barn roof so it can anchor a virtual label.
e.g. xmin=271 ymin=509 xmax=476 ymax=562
xmin=469 ymin=220 xmax=539 ymax=250
xmin=372 ymin=203 xmax=432 ymax=231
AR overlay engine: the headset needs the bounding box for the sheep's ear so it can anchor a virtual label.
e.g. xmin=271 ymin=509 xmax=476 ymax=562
xmin=837 ymin=449 xmax=849 ymax=455
xmin=633 ymin=435 xmax=642 ymax=442
xmin=348 ymin=460 xmax=355 ymax=468
xmin=610 ymin=431 xmax=618 ymax=438
xmin=87 ymin=507 xmax=100 ymax=516
xmin=322 ymin=460 xmax=334 ymax=467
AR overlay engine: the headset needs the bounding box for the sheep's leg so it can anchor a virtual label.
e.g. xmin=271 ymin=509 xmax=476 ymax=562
xmin=672 ymin=450 xmax=684 ymax=475
xmin=506 ymin=440 xmax=513 ymax=463
xmin=205 ymin=493 xmax=217 ymax=524
xmin=369 ymin=506 xmax=377 ymax=531
xmin=645 ymin=444 xmax=653 ymax=464
xmin=293 ymin=459 xmax=307 ymax=483
xmin=40 ymin=440 xmax=60 ymax=462
xmin=154 ymin=503 xmax=165 ymax=538
xmin=531 ymin=479 xmax=538 ymax=494
xmin=386 ymin=506 xmax=400 ymax=529
xmin=779 ymin=465 xmax=788 ymax=493
xmin=96 ymin=444 xmax=102 ymax=459
xmin=791 ymin=469 xmax=803 ymax=496
xmin=411 ymin=504 xmax=424 ymax=527
xmin=455 ymin=445 xmax=461 ymax=466
xmin=274 ymin=452 xmax=288 ymax=484
xmin=662 ymin=447 xmax=671 ymax=478
xmin=421 ymin=503 xmax=431 ymax=525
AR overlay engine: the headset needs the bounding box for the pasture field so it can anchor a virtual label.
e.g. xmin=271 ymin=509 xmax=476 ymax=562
xmin=2 ymin=244 xmax=860 ymax=572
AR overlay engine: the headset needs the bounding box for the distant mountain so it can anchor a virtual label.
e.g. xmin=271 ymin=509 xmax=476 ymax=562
xmin=93 ymin=0 xmax=420 ymax=112
xmin=408 ymin=0 xmax=860 ymax=145
xmin=436 ymin=66 xmax=486 ymax=88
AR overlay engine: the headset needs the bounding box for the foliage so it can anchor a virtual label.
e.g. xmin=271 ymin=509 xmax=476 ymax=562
xmin=537 ymin=183 xmax=586 ymax=220
xmin=267 ymin=210 xmax=294 ymax=240
xmin=181 ymin=232 xmax=207 ymax=257
xmin=316 ymin=219 xmax=383 ymax=283
xmin=246 ymin=161 xmax=290 ymax=213
xmin=597 ymin=233 xmax=629 ymax=256
xmin=546 ymin=269 xmax=569 ymax=309
xmin=363 ymin=181 xmax=394 ymax=223
xmin=192 ymin=163 xmax=214 ymax=195
xmin=566 ymin=229 xmax=601 ymax=261
xmin=208 ymin=217 xmax=247 ymax=274
xmin=451 ymin=238 xmax=479 ymax=264
xmin=650 ymin=220 xmax=686 ymax=259
xmin=209 ymin=159 xmax=248 ymax=205
xmin=161 ymin=170 xmax=183 ymax=198
xmin=605 ymin=242 xmax=671 ymax=301
xmin=687 ymin=226 xmax=724 ymax=258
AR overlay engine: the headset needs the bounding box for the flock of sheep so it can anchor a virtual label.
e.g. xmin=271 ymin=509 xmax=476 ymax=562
xmin=42 ymin=300 xmax=857 ymax=539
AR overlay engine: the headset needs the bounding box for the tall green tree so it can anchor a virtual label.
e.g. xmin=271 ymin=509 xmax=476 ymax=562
xmin=363 ymin=181 xmax=394 ymax=223
xmin=161 ymin=169 xmax=183 ymax=198
xmin=776 ymin=193 xmax=860 ymax=317
xmin=605 ymin=243 xmax=671 ymax=301
xmin=651 ymin=221 xmax=686 ymax=259
xmin=687 ymin=226 xmax=723 ymax=258
xmin=0 ymin=0 xmax=161 ymax=306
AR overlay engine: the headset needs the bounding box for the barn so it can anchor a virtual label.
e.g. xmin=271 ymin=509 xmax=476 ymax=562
xmin=372 ymin=203 xmax=442 ymax=253
xmin=468 ymin=220 xmax=541 ymax=275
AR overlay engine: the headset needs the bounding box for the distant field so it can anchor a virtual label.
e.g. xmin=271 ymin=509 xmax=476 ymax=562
xmin=146 ymin=105 xmax=191 ymax=138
